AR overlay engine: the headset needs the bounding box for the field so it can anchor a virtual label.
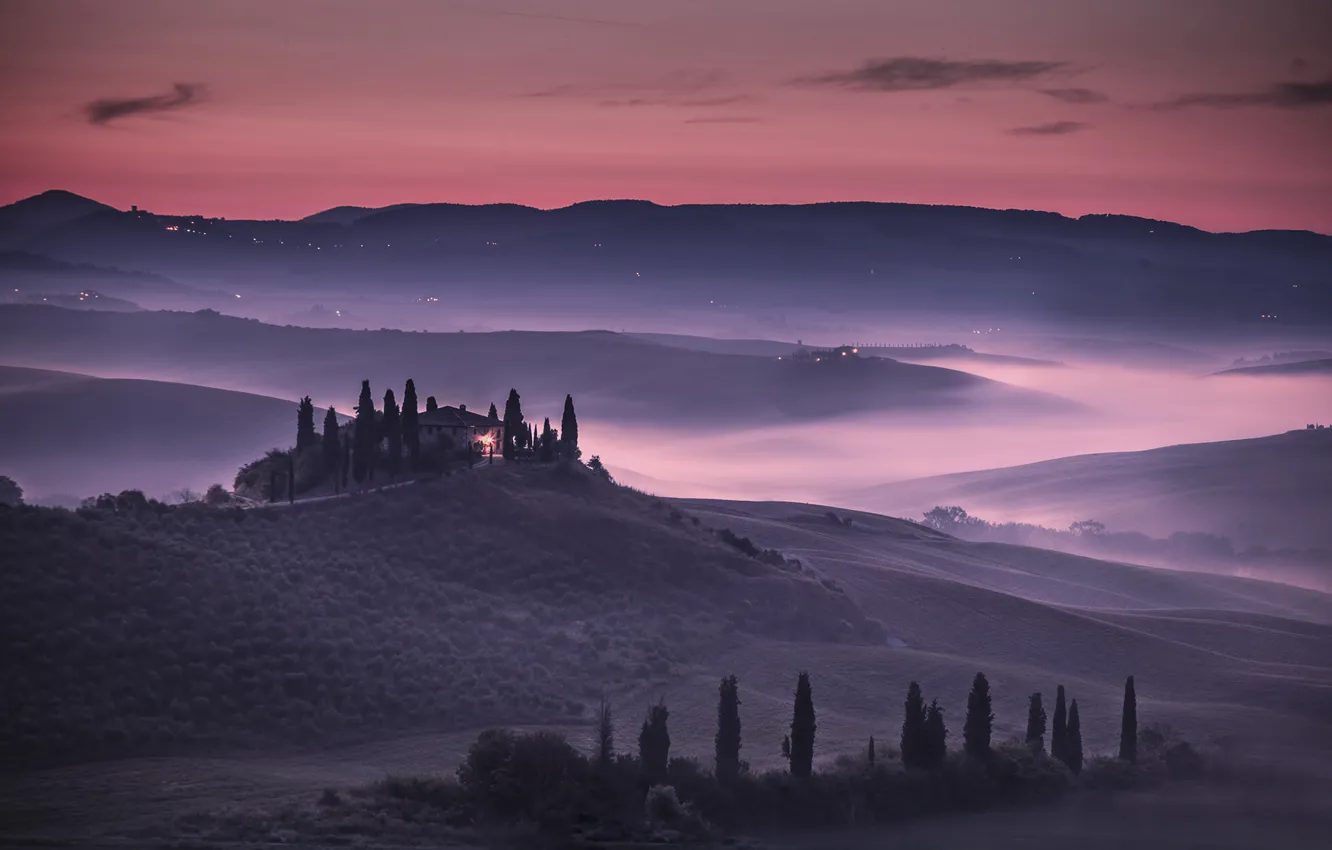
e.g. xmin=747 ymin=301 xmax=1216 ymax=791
xmin=2 ymin=466 xmax=1329 ymax=846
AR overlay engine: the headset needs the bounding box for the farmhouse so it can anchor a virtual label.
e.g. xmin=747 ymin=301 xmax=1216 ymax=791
xmin=418 ymin=404 xmax=505 ymax=455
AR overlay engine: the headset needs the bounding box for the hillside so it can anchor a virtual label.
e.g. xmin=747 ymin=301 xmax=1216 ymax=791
xmin=0 ymin=305 xmax=1065 ymax=425
xmin=0 ymin=463 xmax=881 ymax=763
xmin=628 ymin=333 xmax=1062 ymax=367
xmin=1216 ymin=359 xmax=1332 ymax=377
xmin=0 ymin=365 xmax=302 ymax=501
xmin=848 ymin=430 xmax=1332 ymax=550
xmin=2 ymin=191 xmax=1328 ymax=324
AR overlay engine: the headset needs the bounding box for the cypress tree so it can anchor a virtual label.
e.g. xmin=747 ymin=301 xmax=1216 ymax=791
xmin=402 ymin=379 xmax=419 ymax=470
xmin=340 ymin=432 xmax=350 ymax=490
xmin=1026 ymin=693 xmax=1047 ymax=754
xmin=296 ymin=396 xmax=317 ymax=451
xmin=488 ymin=402 xmax=498 ymax=420
xmin=539 ymin=417 xmax=554 ymax=462
xmin=1066 ymin=700 xmax=1084 ymax=774
xmin=1052 ymin=685 xmax=1068 ymax=764
xmin=963 ymin=672 xmax=994 ymax=759
xmin=638 ymin=700 xmax=670 ymax=785
xmin=561 ymin=394 xmax=579 ymax=458
xmin=321 ymin=407 xmax=340 ymax=479
xmin=596 ymin=696 xmax=614 ymax=770
xmin=501 ymin=389 xmax=523 ymax=460
xmin=352 ymin=380 xmax=375 ymax=484
xmin=901 ymin=681 xmax=927 ymax=768
xmin=1119 ymin=675 xmax=1137 ymax=763
xmin=715 ymin=674 xmax=742 ymax=783
xmin=789 ymin=672 xmax=816 ymax=778
xmin=925 ymin=699 xmax=948 ymax=768
xmin=781 ymin=735 xmax=791 ymax=762
xmin=382 ymin=388 xmax=401 ymax=480
xmin=426 ymin=396 xmax=438 ymax=413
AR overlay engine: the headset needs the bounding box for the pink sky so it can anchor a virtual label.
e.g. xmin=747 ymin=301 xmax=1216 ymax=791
xmin=1 ymin=0 xmax=1329 ymax=231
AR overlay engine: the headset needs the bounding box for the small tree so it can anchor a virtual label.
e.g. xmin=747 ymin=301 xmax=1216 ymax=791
xmin=382 ymin=388 xmax=401 ymax=480
xmin=321 ymin=407 xmax=340 ymax=479
xmin=340 ymin=432 xmax=350 ymax=490
xmin=488 ymin=401 xmax=498 ymax=419
xmin=963 ymin=671 xmax=994 ymax=759
xmin=924 ymin=699 xmax=948 ymax=768
xmin=638 ymin=700 xmax=671 ymax=785
xmin=352 ymin=380 xmax=375 ymax=484
xmin=296 ymin=396 xmax=317 ymax=451
xmin=402 ymin=379 xmax=420 ymax=471
xmin=1066 ymin=699 xmax=1084 ymax=774
xmin=561 ymin=393 xmax=580 ymax=458
xmin=539 ymin=417 xmax=555 ymax=462
xmin=0 ymin=475 xmax=22 ymax=507
xmin=901 ymin=681 xmax=927 ymax=768
xmin=501 ymin=389 xmax=523 ymax=460
xmin=1051 ymin=685 xmax=1068 ymax=764
xmin=1026 ymin=692 xmax=1047 ymax=754
xmin=789 ymin=672 xmax=816 ymax=778
xmin=596 ymin=696 xmax=614 ymax=770
xmin=1119 ymin=675 xmax=1137 ymax=763
xmin=715 ymin=674 xmax=742 ymax=783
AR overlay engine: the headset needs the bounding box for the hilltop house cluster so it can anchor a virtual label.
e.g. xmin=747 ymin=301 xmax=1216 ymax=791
xmin=416 ymin=403 xmax=505 ymax=455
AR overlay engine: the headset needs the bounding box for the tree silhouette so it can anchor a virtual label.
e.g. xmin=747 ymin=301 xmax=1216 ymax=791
xmin=488 ymin=402 xmax=498 ymax=420
xmin=715 ymin=674 xmax=742 ymax=783
xmin=402 ymin=379 xmax=419 ymax=471
xmin=339 ymin=432 xmax=350 ymax=490
xmin=382 ymin=388 xmax=401 ymax=481
xmin=963 ymin=672 xmax=994 ymax=758
xmin=352 ymin=380 xmax=375 ymax=484
xmin=538 ymin=417 xmax=554 ymax=462
xmin=1066 ymin=699 xmax=1084 ymax=774
xmin=1026 ymin=692 xmax=1047 ymax=754
xmin=0 ymin=475 xmax=21 ymax=507
xmin=425 ymin=396 xmax=438 ymax=413
xmin=901 ymin=681 xmax=928 ymax=768
xmin=924 ymin=699 xmax=948 ymax=768
xmin=561 ymin=394 xmax=580 ymax=458
xmin=501 ymin=389 xmax=523 ymax=460
xmin=596 ymin=696 xmax=614 ymax=770
xmin=638 ymin=700 xmax=671 ymax=785
xmin=789 ymin=672 xmax=816 ymax=778
xmin=1051 ymin=685 xmax=1068 ymax=764
xmin=321 ymin=407 xmax=340 ymax=482
xmin=296 ymin=396 xmax=317 ymax=451
xmin=1119 ymin=675 xmax=1137 ymax=763
xmin=287 ymin=451 xmax=295 ymax=503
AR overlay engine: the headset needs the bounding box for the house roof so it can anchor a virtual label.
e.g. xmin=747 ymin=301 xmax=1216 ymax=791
xmin=420 ymin=406 xmax=502 ymax=429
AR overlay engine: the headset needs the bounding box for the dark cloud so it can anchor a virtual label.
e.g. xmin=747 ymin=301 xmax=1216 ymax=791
xmin=683 ymin=116 xmax=764 ymax=124
xmin=1151 ymin=77 xmax=1332 ymax=110
xmin=794 ymin=57 xmax=1066 ymax=92
xmin=1040 ymin=87 xmax=1109 ymax=104
xmin=1007 ymin=120 xmax=1087 ymax=136
xmin=85 ymin=83 xmax=205 ymax=125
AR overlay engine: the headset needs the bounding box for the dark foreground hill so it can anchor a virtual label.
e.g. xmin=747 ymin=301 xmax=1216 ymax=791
xmin=0 ymin=463 xmax=880 ymax=763
xmin=0 ymin=365 xmax=300 ymax=502
xmin=0 ymin=305 xmax=1064 ymax=424
xmin=849 ymin=429 xmax=1332 ymax=550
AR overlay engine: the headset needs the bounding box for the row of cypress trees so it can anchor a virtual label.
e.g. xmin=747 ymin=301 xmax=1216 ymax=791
xmin=608 ymin=671 xmax=1140 ymax=783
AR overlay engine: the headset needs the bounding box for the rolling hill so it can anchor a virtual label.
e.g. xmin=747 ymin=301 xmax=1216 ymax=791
xmin=0 ymin=365 xmax=304 ymax=501
xmin=848 ymin=430 xmax=1332 ymax=550
xmin=0 ymin=305 xmax=1068 ymax=426
xmin=2 ymin=190 xmax=1328 ymax=325
xmin=1216 ymin=359 xmax=1332 ymax=377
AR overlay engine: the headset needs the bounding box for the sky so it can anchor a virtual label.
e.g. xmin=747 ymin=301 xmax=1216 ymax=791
xmin=1 ymin=0 xmax=1330 ymax=232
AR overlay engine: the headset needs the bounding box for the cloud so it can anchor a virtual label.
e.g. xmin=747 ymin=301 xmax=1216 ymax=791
xmin=85 ymin=83 xmax=205 ymax=125
xmin=600 ymin=93 xmax=757 ymax=109
xmin=683 ymin=116 xmax=764 ymax=124
xmin=1151 ymin=77 xmax=1332 ymax=110
xmin=1007 ymin=120 xmax=1087 ymax=136
xmin=794 ymin=56 xmax=1066 ymax=92
xmin=1040 ymin=87 xmax=1109 ymax=104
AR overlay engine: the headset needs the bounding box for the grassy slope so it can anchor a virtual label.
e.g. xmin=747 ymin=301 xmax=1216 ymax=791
xmin=0 ymin=365 xmax=299 ymax=500
xmin=0 ymin=305 xmax=1062 ymax=425
xmin=848 ymin=429 xmax=1332 ymax=549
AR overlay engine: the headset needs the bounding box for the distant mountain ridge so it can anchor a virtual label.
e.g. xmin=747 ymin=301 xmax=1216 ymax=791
xmin=2 ymin=190 xmax=1328 ymax=324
